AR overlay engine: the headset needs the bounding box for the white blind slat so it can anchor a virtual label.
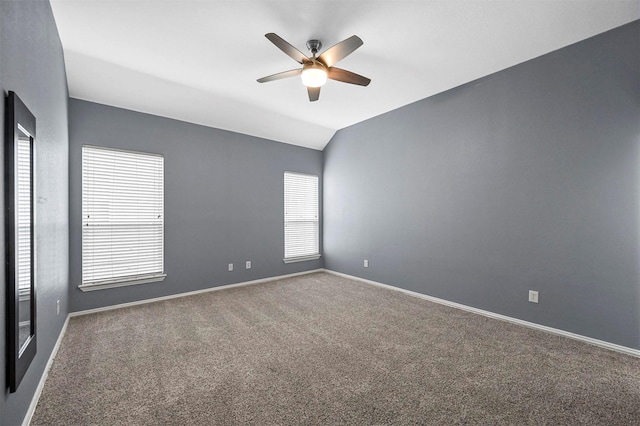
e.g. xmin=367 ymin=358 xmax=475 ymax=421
xmin=82 ymin=145 xmax=164 ymax=286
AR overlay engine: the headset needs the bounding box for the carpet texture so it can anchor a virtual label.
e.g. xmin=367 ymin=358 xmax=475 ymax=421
xmin=32 ymin=272 xmax=640 ymax=425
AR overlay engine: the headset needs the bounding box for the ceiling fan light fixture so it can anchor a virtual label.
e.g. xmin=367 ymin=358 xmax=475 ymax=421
xmin=301 ymin=63 xmax=327 ymax=88
xmin=258 ymin=33 xmax=369 ymax=101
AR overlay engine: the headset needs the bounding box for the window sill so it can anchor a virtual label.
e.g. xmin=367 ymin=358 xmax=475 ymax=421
xmin=79 ymin=274 xmax=167 ymax=292
xmin=283 ymin=254 xmax=322 ymax=264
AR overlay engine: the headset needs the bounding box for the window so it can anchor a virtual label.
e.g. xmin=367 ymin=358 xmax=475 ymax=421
xmin=81 ymin=145 xmax=165 ymax=291
xmin=284 ymin=171 xmax=320 ymax=262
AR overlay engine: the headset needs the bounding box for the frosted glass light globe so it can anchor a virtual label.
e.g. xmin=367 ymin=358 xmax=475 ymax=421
xmin=301 ymin=64 xmax=327 ymax=87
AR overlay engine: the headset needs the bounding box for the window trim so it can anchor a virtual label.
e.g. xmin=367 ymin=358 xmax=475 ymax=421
xmin=80 ymin=145 xmax=165 ymax=291
xmin=78 ymin=273 xmax=167 ymax=292
xmin=283 ymin=171 xmax=320 ymax=263
xmin=283 ymin=254 xmax=322 ymax=264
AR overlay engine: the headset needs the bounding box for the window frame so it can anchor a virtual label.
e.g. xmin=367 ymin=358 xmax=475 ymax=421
xmin=79 ymin=145 xmax=166 ymax=292
xmin=283 ymin=171 xmax=321 ymax=263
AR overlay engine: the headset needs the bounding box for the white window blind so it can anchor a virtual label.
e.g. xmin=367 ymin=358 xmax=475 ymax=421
xmin=16 ymin=136 xmax=32 ymax=293
xmin=82 ymin=145 xmax=165 ymax=289
xmin=284 ymin=171 xmax=320 ymax=261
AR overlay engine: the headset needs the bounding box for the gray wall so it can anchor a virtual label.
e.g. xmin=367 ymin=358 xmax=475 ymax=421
xmin=69 ymin=99 xmax=323 ymax=312
xmin=324 ymin=21 xmax=640 ymax=350
xmin=0 ymin=1 xmax=70 ymax=424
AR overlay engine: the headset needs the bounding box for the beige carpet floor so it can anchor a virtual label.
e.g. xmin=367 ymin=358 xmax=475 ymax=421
xmin=32 ymin=272 xmax=639 ymax=425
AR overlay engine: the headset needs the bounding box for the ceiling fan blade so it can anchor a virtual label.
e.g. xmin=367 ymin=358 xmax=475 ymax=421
xmin=257 ymin=69 xmax=302 ymax=83
xmin=265 ymin=33 xmax=309 ymax=64
xmin=327 ymin=67 xmax=371 ymax=86
xmin=317 ymin=35 xmax=363 ymax=68
xmin=307 ymin=86 xmax=320 ymax=102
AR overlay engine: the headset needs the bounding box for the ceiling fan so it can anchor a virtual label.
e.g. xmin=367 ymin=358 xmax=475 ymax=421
xmin=257 ymin=33 xmax=371 ymax=102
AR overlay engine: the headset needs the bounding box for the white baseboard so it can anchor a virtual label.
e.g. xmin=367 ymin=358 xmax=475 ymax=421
xmin=323 ymin=269 xmax=640 ymax=358
xmin=70 ymin=269 xmax=324 ymax=317
xmin=23 ymin=315 xmax=70 ymax=426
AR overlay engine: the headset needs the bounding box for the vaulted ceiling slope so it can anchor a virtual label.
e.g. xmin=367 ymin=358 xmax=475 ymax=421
xmin=50 ymin=1 xmax=639 ymax=150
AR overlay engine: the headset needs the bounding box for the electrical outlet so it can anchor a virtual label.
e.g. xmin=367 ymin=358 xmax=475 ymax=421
xmin=246 ymin=261 xmax=251 ymax=269
xmin=528 ymin=290 xmax=539 ymax=304
xmin=228 ymin=263 xmax=233 ymax=272
xmin=364 ymin=259 xmax=369 ymax=268
xmin=56 ymin=300 xmax=60 ymax=315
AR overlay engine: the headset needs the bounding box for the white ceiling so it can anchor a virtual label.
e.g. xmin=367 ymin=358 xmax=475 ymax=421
xmin=50 ymin=1 xmax=639 ymax=150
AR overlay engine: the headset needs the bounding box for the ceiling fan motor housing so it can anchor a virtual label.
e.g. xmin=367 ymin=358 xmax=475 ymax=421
xmin=306 ymin=40 xmax=322 ymax=56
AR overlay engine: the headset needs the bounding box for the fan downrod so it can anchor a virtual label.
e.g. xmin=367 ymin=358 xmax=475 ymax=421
xmin=306 ymin=40 xmax=322 ymax=56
